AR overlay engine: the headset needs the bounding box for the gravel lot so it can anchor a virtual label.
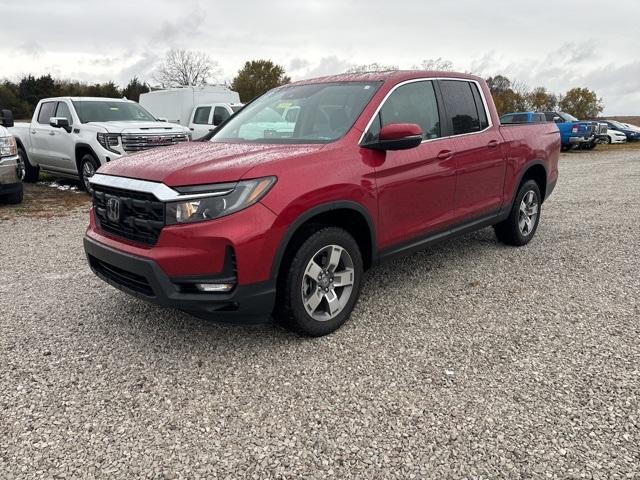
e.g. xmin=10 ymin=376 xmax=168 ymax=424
xmin=1 ymin=149 xmax=639 ymax=479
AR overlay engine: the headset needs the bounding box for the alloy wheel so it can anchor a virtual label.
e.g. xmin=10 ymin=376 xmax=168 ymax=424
xmin=518 ymin=190 xmax=539 ymax=236
xmin=82 ymin=161 xmax=95 ymax=191
xmin=301 ymin=244 xmax=355 ymax=321
xmin=16 ymin=150 xmax=26 ymax=181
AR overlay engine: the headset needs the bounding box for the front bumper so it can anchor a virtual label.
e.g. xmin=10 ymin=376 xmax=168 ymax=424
xmin=0 ymin=154 xmax=20 ymax=185
xmin=84 ymin=235 xmax=276 ymax=322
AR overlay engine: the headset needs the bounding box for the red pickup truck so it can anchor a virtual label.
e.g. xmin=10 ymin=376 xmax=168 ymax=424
xmin=84 ymin=71 xmax=560 ymax=336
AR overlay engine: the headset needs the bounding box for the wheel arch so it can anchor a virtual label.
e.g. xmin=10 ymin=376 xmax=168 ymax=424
xmin=514 ymin=161 xmax=547 ymax=204
xmin=270 ymin=201 xmax=377 ymax=281
xmin=75 ymin=143 xmax=99 ymax=174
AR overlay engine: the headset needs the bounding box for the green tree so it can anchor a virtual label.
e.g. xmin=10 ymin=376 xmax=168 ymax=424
xmin=231 ymin=60 xmax=291 ymax=102
xmin=121 ymin=77 xmax=150 ymax=102
xmin=486 ymin=75 xmax=529 ymax=115
xmin=559 ymin=87 xmax=603 ymax=119
xmin=527 ymin=87 xmax=557 ymax=111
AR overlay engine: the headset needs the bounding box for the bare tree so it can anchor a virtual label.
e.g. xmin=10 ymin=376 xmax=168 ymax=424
xmin=153 ymin=49 xmax=221 ymax=87
xmin=414 ymin=57 xmax=454 ymax=71
xmin=345 ymin=62 xmax=398 ymax=74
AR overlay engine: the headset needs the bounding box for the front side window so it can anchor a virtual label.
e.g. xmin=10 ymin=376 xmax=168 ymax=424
xmin=72 ymin=101 xmax=156 ymax=123
xmin=37 ymin=102 xmax=56 ymax=125
xmin=213 ymin=106 xmax=231 ymax=125
xmin=55 ymin=102 xmax=73 ymax=125
xmin=363 ymin=80 xmax=441 ymax=144
xmin=193 ymin=106 xmax=211 ymax=124
xmin=440 ymin=80 xmax=487 ymax=135
xmin=212 ymin=81 xmax=381 ymax=144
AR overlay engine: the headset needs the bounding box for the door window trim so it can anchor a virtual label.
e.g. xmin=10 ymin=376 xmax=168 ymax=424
xmin=358 ymin=77 xmax=494 ymax=145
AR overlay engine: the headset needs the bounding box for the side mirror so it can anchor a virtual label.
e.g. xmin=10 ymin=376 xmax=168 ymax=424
xmin=364 ymin=123 xmax=423 ymax=151
xmin=50 ymin=117 xmax=72 ymax=133
xmin=1 ymin=109 xmax=14 ymax=128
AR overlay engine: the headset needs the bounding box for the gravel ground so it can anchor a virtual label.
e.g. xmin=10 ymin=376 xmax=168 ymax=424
xmin=1 ymin=149 xmax=639 ymax=479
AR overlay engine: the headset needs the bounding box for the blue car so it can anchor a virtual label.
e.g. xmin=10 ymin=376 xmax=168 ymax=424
xmin=597 ymin=120 xmax=640 ymax=142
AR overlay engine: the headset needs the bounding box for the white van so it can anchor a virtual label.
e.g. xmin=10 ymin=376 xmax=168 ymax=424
xmin=139 ymin=86 xmax=242 ymax=140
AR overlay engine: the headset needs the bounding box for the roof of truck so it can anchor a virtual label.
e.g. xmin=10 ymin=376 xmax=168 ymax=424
xmin=40 ymin=96 xmax=133 ymax=102
xmin=291 ymin=70 xmax=483 ymax=85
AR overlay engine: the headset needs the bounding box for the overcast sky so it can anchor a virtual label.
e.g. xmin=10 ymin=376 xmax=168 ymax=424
xmin=2 ymin=0 xmax=639 ymax=114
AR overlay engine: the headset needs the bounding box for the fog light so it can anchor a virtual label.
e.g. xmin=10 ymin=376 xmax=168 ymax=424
xmin=195 ymin=283 xmax=234 ymax=293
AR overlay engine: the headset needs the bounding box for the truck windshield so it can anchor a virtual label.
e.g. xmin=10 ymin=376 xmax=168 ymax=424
xmin=559 ymin=112 xmax=579 ymax=122
xmin=211 ymin=81 xmax=381 ymax=144
xmin=72 ymin=101 xmax=157 ymax=123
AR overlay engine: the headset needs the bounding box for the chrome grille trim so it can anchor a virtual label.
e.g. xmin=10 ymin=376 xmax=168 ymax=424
xmin=121 ymin=133 xmax=189 ymax=152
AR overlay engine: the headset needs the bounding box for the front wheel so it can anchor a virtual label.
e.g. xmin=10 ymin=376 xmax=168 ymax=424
xmin=2 ymin=184 xmax=24 ymax=205
xmin=18 ymin=148 xmax=39 ymax=182
xmin=78 ymin=153 xmax=99 ymax=192
xmin=276 ymin=227 xmax=363 ymax=336
xmin=494 ymin=180 xmax=541 ymax=246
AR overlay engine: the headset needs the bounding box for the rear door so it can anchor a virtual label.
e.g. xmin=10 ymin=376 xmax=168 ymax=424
xmin=30 ymin=101 xmax=57 ymax=165
xmin=365 ymin=79 xmax=458 ymax=248
xmin=46 ymin=101 xmax=77 ymax=173
xmin=439 ymin=79 xmax=506 ymax=219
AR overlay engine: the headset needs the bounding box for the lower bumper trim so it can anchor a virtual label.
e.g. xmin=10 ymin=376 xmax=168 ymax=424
xmin=84 ymin=236 xmax=276 ymax=323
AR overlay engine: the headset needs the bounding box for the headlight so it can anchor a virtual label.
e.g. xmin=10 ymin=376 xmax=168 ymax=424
xmin=0 ymin=135 xmax=17 ymax=158
xmin=97 ymin=132 xmax=120 ymax=153
xmin=166 ymin=176 xmax=276 ymax=225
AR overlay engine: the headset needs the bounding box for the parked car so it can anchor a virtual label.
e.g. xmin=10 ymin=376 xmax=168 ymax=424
xmin=139 ymin=86 xmax=242 ymax=140
xmin=598 ymin=120 xmax=640 ymax=142
xmin=606 ymin=128 xmax=627 ymax=144
xmin=9 ymin=97 xmax=191 ymax=190
xmin=187 ymin=103 xmax=244 ymax=140
xmin=541 ymin=112 xmax=607 ymax=151
xmin=623 ymin=122 xmax=640 ymax=133
xmin=84 ymin=71 xmax=560 ymax=336
xmin=500 ymin=112 xmax=547 ymax=123
xmin=0 ymin=110 xmax=23 ymax=204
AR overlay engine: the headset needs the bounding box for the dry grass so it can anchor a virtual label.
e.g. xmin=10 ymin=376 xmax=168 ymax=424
xmin=0 ymin=179 xmax=90 ymax=221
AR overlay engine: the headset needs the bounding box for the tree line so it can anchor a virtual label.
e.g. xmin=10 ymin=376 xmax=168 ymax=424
xmin=0 ymin=50 xmax=603 ymax=121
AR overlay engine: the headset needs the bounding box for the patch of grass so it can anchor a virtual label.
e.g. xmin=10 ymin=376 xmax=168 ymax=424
xmin=0 ymin=182 xmax=90 ymax=221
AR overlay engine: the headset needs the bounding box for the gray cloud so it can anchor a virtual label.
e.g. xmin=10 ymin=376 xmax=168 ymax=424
xmin=0 ymin=0 xmax=638 ymax=114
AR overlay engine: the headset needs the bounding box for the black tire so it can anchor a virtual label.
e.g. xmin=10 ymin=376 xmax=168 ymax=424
xmin=18 ymin=147 xmax=39 ymax=183
xmin=3 ymin=184 xmax=24 ymax=205
xmin=607 ymin=136 xmax=612 ymax=144
xmin=275 ymin=227 xmax=363 ymax=337
xmin=78 ymin=153 xmax=99 ymax=192
xmin=494 ymin=179 xmax=542 ymax=247
xmin=585 ymin=142 xmax=597 ymax=150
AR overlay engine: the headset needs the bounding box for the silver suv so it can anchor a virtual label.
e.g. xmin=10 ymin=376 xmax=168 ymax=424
xmin=0 ymin=110 xmax=23 ymax=204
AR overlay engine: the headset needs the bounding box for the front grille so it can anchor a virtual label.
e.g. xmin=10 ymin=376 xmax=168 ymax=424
xmin=597 ymin=123 xmax=608 ymax=135
xmin=88 ymin=255 xmax=154 ymax=297
xmin=121 ymin=133 xmax=189 ymax=152
xmin=585 ymin=124 xmax=595 ymax=135
xmin=92 ymin=185 xmax=165 ymax=245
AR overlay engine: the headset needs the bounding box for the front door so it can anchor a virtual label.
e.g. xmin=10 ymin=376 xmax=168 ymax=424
xmin=363 ymin=80 xmax=458 ymax=249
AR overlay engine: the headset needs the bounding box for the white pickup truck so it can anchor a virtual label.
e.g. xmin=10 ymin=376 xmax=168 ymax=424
xmin=10 ymin=97 xmax=191 ymax=190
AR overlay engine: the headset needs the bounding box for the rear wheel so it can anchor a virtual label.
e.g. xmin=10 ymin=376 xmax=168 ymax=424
xmin=18 ymin=147 xmax=39 ymax=182
xmin=276 ymin=227 xmax=363 ymax=336
xmin=607 ymin=136 xmax=613 ymax=144
xmin=78 ymin=153 xmax=99 ymax=192
xmin=494 ymin=180 xmax=541 ymax=246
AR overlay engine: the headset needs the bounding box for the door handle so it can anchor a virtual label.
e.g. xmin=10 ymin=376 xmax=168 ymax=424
xmin=49 ymin=131 xmax=55 ymax=136
xmin=189 ymin=128 xmax=194 ymax=131
xmin=488 ymin=140 xmax=499 ymax=148
xmin=437 ymin=150 xmax=454 ymax=160
xmin=32 ymin=130 xmax=37 ymax=134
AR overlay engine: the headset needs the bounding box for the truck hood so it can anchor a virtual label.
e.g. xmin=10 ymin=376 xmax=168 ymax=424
xmin=88 ymin=121 xmax=189 ymax=134
xmin=97 ymin=141 xmax=326 ymax=186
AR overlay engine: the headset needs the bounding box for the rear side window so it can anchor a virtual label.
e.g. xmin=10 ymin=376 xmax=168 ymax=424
xmin=213 ymin=106 xmax=231 ymax=125
xmin=37 ymin=102 xmax=57 ymax=125
xmin=470 ymin=83 xmax=489 ymax=129
xmin=55 ymin=102 xmax=73 ymax=125
xmin=440 ymin=80 xmax=488 ymax=135
xmin=193 ymin=106 xmax=211 ymax=124
xmin=364 ymin=80 xmax=441 ymax=143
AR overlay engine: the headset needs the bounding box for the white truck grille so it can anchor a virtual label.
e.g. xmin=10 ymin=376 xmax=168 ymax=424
xmin=121 ymin=133 xmax=189 ymax=152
